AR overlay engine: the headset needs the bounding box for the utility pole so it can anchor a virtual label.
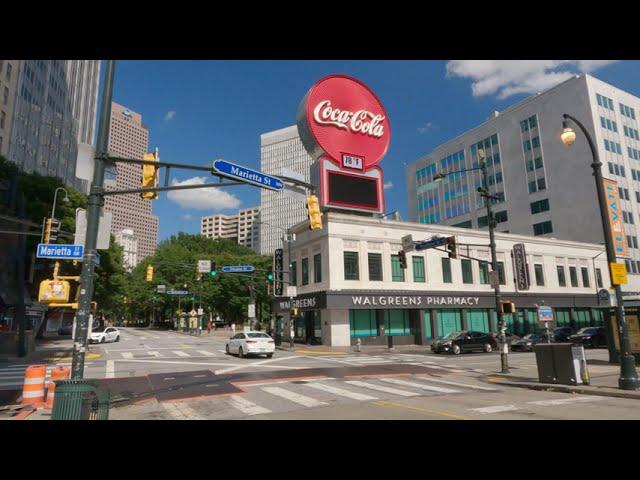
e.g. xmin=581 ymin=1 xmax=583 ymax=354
xmin=70 ymin=60 xmax=115 ymax=379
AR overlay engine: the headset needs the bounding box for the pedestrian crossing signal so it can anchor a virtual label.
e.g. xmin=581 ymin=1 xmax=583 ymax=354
xmin=500 ymin=301 xmax=516 ymax=314
xmin=146 ymin=265 xmax=153 ymax=282
xmin=141 ymin=150 xmax=159 ymax=200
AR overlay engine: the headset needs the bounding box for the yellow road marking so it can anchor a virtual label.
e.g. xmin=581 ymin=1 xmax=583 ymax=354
xmin=294 ymin=350 xmax=347 ymax=356
xmin=45 ymin=353 xmax=102 ymax=361
xmin=370 ymin=400 xmax=470 ymax=420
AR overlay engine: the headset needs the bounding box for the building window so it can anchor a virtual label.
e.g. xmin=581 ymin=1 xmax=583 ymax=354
xmin=344 ymin=252 xmax=359 ymax=280
xmin=350 ymin=309 xmax=377 ymax=337
xmin=412 ymin=256 xmax=425 ymax=283
xmin=442 ymin=257 xmax=452 ymax=283
xmin=596 ymin=268 xmax=603 ymax=288
xmin=313 ymin=254 xmax=321 ymax=283
xmin=301 ymin=258 xmax=309 ymax=286
xmin=461 ymin=259 xmax=473 ymax=284
xmin=496 ymin=261 xmax=506 ymax=285
xmin=391 ymin=254 xmax=405 ymax=282
xmin=290 ymin=260 xmax=297 ymax=286
xmin=533 ymin=221 xmax=553 ymax=236
xmin=534 ymin=264 xmax=545 ymax=286
xmin=530 ymin=199 xmax=550 ymax=214
xmin=368 ymin=253 xmax=382 ymax=281
xmin=581 ymin=267 xmax=590 ymax=288
xmin=479 ymin=261 xmax=489 ymax=284
xmin=557 ymin=265 xmax=567 ymax=287
xmin=569 ymin=266 xmax=579 ymax=287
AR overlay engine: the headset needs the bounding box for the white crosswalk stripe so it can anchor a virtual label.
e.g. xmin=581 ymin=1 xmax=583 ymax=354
xmin=413 ymin=376 xmax=498 ymax=391
xmin=527 ymin=396 xmax=602 ymax=406
xmin=305 ymin=381 xmax=378 ymax=401
xmin=470 ymin=405 xmax=519 ymax=414
xmin=147 ymin=351 xmax=161 ymax=357
xmin=196 ymin=350 xmax=215 ymax=357
xmin=344 ymin=380 xmax=419 ymax=397
xmin=262 ymin=386 xmax=328 ymax=408
xmin=228 ymin=395 xmax=272 ymax=416
xmin=379 ymin=377 xmax=460 ymax=393
xmin=172 ymin=351 xmax=190 ymax=357
xmin=121 ymin=352 xmax=134 ymax=359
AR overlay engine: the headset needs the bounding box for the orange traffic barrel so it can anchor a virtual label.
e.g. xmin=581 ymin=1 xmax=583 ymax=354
xmin=21 ymin=364 xmax=46 ymax=406
xmin=44 ymin=366 xmax=71 ymax=409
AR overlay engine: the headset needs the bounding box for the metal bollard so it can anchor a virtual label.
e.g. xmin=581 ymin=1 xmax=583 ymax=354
xmin=356 ymin=338 xmax=361 ymax=352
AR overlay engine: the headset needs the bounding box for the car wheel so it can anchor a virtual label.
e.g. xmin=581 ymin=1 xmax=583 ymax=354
xmin=115 ymin=335 xmax=120 ymax=342
xmin=225 ymin=344 xmax=230 ymax=355
xmin=100 ymin=336 xmax=105 ymax=344
xmin=266 ymin=353 xmax=273 ymax=358
xmin=592 ymin=339 xmax=599 ymax=349
xmin=483 ymin=343 xmax=493 ymax=353
xmin=238 ymin=346 xmax=244 ymax=358
xmin=452 ymin=344 xmax=461 ymax=355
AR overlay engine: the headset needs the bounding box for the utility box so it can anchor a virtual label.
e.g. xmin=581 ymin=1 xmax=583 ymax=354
xmin=534 ymin=343 xmax=590 ymax=385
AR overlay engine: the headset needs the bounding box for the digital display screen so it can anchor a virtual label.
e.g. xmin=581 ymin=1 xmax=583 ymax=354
xmin=327 ymin=171 xmax=379 ymax=209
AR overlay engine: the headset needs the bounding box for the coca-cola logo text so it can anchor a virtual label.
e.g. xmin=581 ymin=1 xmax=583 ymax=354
xmin=312 ymin=100 xmax=385 ymax=138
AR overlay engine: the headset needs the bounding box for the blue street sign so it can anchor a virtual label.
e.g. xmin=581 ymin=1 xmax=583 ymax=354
xmin=222 ymin=265 xmax=255 ymax=273
xmin=37 ymin=243 xmax=84 ymax=259
xmin=538 ymin=306 xmax=553 ymax=322
xmin=212 ymin=159 xmax=284 ymax=192
xmin=166 ymin=290 xmax=190 ymax=296
xmin=415 ymin=237 xmax=447 ymax=251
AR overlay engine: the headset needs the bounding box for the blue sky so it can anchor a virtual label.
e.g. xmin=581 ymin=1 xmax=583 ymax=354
xmin=105 ymin=60 xmax=640 ymax=242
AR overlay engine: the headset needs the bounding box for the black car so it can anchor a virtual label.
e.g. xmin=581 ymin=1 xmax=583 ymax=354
xmin=490 ymin=332 xmax=521 ymax=346
xmin=58 ymin=324 xmax=73 ymax=336
xmin=568 ymin=327 xmax=607 ymax=348
xmin=431 ymin=331 xmax=498 ymax=355
xmin=551 ymin=326 xmax=575 ymax=342
xmin=511 ymin=332 xmax=551 ymax=352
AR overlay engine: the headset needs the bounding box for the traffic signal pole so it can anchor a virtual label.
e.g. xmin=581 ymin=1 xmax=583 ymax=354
xmin=70 ymin=60 xmax=115 ymax=379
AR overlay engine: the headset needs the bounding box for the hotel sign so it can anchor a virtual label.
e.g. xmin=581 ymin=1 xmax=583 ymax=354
xmin=603 ymin=178 xmax=628 ymax=257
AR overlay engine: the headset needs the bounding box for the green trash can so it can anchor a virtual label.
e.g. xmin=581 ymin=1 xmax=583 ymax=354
xmin=81 ymin=387 xmax=111 ymax=420
xmin=51 ymin=379 xmax=96 ymax=420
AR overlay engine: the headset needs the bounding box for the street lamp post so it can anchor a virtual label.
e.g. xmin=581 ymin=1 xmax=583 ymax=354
xmin=51 ymin=187 xmax=69 ymax=221
xmin=432 ymin=148 xmax=510 ymax=373
xmin=561 ymin=113 xmax=639 ymax=390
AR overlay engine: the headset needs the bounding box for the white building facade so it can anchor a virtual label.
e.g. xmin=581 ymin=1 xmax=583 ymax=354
xmin=201 ymin=206 xmax=260 ymax=252
xmin=259 ymin=125 xmax=313 ymax=255
xmin=272 ymin=212 xmax=613 ymax=347
xmin=405 ymin=74 xmax=640 ymax=294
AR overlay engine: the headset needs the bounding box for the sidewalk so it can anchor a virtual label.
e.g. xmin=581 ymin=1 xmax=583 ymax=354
xmin=485 ymin=360 xmax=640 ymax=400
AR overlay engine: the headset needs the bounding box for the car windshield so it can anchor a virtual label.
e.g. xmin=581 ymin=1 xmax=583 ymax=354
xmin=577 ymin=328 xmax=599 ymax=335
xmin=522 ymin=333 xmax=541 ymax=340
xmin=442 ymin=331 xmax=464 ymax=340
xmin=553 ymin=328 xmax=569 ymax=332
xmin=247 ymin=333 xmax=270 ymax=338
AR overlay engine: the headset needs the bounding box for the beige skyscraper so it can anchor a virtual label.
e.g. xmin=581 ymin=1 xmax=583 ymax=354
xmin=103 ymin=102 xmax=158 ymax=264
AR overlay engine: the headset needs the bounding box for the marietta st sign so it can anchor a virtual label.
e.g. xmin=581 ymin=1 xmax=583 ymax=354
xmin=37 ymin=244 xmax=84 ymax=259
xmin=212 ymin=159 xmax=284 ymax=192
xmin=222 ymin=265 xmax=255 ymax=273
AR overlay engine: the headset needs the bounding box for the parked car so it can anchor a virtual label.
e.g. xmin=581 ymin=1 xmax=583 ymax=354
xmin=551 ymin=326 xmax=575 ymax=342
xmin=89 ymin=326 xmax=120 ymax=344
xmin=431 ymin=331 xmax=498 ymax=355
xmin=490 ymin=332 xmax=521 ymax=346
xmin=226 ymin=331 xmax=275 ymax=358
xmin=58 ymin=324 xmax=73 ymax=336
xmin=568 ymin=327 xmax=607 ymax=348
xmin=511 ymin=332 xmax=551 ymax=352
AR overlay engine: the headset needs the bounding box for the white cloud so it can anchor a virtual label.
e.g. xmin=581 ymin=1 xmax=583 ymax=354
xmin=164 ymin=110 xmax=176 ymax=122
xmin=417 ymin=122 xmax=434 ymax=134
xmin=383 ymin=181 xmax=393 ymax=190
xmin=167 ymin=176 xmax=241 ymax=211
xmin=446 ymin=60 xmax=618 ymax=99
xmin=181 ymin=213 xmax=194 ymax=221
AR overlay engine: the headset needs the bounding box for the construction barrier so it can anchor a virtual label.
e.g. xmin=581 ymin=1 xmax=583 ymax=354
xmin=21 ymin=364 xmax=46 ymax=406
xmin=45 ymin=366 xmax=71 ymax=409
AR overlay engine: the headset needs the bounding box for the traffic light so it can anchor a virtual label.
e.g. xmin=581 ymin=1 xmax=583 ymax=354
xmin=146 ymin=265 xmax=154 ymax=282
xmin=140 ymin=150 xmax=159 ymax=200
xmin=210 ymin=262 xmax=218 ymax=277
xmin=500 ymin=301 xmax=516 ymax=314
xmin=38 ymin=279 xmax=71 ymax=303
xmin=445 ymin=236 xmax=457 ymax=259
xmin=266 ymin=266 xmax=274 ymax=282
xmin=306 ymin=195 xmax=323 ymax=231
xmin=292 ymin=307 xmax=300 ymax=317
xmin=398 ymin=250 xmax=407 ymax=269
xmin=43 ymin=218 xmax=60 ymax=243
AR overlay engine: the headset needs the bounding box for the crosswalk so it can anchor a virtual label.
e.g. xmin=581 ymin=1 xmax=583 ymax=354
xmin=0 ymin=363 xmax=95 ymax=390
xmin=159 ymin=374 xmax=499 ymax=419
xmin=316 ymin=354 xmax=467 ymax=373
xmin=114 ymin=349 xmax=220 ymax=360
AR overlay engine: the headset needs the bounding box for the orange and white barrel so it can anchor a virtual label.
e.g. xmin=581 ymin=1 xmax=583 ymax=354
xmin=21 ymin=365 xmax=46 ymax=406
xmin=44 ymin=365 xmax=70 ymax=409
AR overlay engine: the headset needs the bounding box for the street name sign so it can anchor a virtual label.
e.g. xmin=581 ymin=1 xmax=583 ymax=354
xmin=286 ymin=286 xmax=297 ymax=298
xmin=212 ymin=159 xmax=284 ymax=192
xmin=537 ymin=306 xmax=553 ymax=323
xmin=197 ymin=260 xmax=211 ymax=273
xmin=415 ymin=237 xmax=446 ymax=251
xmin=222 ymin=265 xmax=255 ymax=273
xmin=37 ymin=244 xmax=84 ymax=260
xmin=167 ymin=290 xmax=190 ymax=296
xmin=401 ymin=234 xmax=414 ymax=252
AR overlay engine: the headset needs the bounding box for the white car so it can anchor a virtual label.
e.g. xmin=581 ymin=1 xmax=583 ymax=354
xmin=225 ymin=331 xmax=275 ymax=358
xmin=90 ymin=326 xmax=120 ymax=344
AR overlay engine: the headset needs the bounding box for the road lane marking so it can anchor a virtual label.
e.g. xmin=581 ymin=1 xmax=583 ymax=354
xmin=115 ymin=359 xmax=306 ymax=370
xmin=371 ymin=400 xmax=470 ymax=420
xmin=344 ymin=380 xmax=419 ymax=397
xmin=214 ymin=355 xmax=298 ymax=375
xmin=147 ymin=351 xmax=161 ymax=357
xmin=228 ymin=396 xmax=272 ymax=416
xmin=527 ymin=396 xmax=603 ymax=406
xmin=121 ymin=352 xmax=134 ymax=359
xmin=239 ymin=378 xmax=336 ymax=387
xmin=172 ymin=351 xmax=191 ymax=357
xmin=413 ymin=376 xmax=498 ymax=391
xmin=305 ymin=382 xmax=379 ymax=401
xmin=379 ymin=377 xmax=460 ymax=394
xmin=262 ymin=386 xmax=327 ymax=408
xmin=470 ymin=405 xmax=519 ymax=414
xmin=197 ymin=350 xmax=215 ymax=357
xmin=106 ymin=360 xmax=115 ymax=378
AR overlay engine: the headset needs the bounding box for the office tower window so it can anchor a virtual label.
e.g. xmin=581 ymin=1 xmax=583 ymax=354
xmin=314 ymin=253 xmax=322 ymax=283
xmin=442 ymin=257 xmax=452 ymax=283
xmin=412 ymin=256 xmax=425 ymax=283
xmin=368 ymin=253 xmax=382 ymax=281
xmin=343 ymin=252 xmax=359 ymax=280
xmin=533 ymin=221 xmax=553 ymax=236
xmin=530 ymin=199 xmax=550 ymax=214
xmin=534 ymin=264 xmax=545 ymax=286
xmin=461 ymin=259 xmax=473 ymax=284
xmin=557 ymin=266 xmax=567 ymax=287
xmin=391 ymin=254 xmax=405 ymax=282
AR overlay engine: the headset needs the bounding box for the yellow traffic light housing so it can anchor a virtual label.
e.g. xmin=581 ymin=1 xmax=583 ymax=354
xmin=146 ymin=265 xmax=154 ymax=282
xmin=38 ymin=279 xmax=71 ymax=303
xmin=500 ymin=301 xmax=516 ymax=314
xmin=306 ymin=195 xmax=323 ymax=231
xmin=141 ymin=150 xmax=159 ymax=200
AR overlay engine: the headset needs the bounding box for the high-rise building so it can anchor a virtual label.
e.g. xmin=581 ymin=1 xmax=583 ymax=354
xmin=4 ymin=60 xmax=100 ymax=193
xmin=114 ymin=228 xmax=138 ymax=272
xmin=103 ymin=102 xmax=159 ymax=264
xmin=259 ymin=125 xmax=313 ymax=255
xmin=0 ymin=61 xmax=20 ymax=159
xmin=405 ymin=73 xmax=640 ymax=290
xmin=201 ymin=206 xmax=260 ymax=252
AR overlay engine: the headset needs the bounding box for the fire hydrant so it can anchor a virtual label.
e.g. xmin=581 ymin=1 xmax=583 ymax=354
xmin=356 ymin=338 xmax=362 ymax=352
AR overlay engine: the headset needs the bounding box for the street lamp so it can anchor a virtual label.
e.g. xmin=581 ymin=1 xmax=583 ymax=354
xmin=431 ymin=148 xmax=510 ymax=373
xmin=561 ymin=113 xmax=639 ymax=390
xmin=51 ymin=187 xmax=69 ymax=220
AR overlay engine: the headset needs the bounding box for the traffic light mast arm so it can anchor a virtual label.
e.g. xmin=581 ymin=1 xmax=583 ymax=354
xmin=429 ymin=246 xmax=489 ymax=265
xmin=102 ymin=181 xmax=244 ymax=196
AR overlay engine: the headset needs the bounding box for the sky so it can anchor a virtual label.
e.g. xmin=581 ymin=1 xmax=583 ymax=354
xmin=104 ymin=60 xmax=640 ymax=242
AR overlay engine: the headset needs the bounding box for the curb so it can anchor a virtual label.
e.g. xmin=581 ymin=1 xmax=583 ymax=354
xmin=485 ymin=376 xmax=640 ymax=400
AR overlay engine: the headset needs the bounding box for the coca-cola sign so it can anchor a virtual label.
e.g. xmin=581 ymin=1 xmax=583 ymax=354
xmin=297 ymin=74 xmax=391 ymax=171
